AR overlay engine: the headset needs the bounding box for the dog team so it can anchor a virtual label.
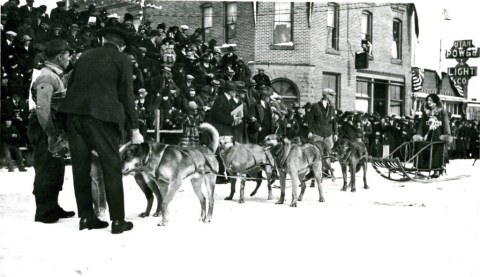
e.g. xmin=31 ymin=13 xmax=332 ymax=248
xmin=25 ymin=24 xmax=368 ymax=234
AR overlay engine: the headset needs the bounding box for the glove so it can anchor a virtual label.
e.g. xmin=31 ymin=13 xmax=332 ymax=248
xmin=412 ymin=134 xmax=423 ymax=142
xmin=131 ymin=129 xmax=144 ymax=144
xmin=439 ymin=134 xmax=453 ymax=144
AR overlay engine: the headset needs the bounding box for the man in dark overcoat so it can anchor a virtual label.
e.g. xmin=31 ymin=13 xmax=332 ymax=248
xmin=59 ymin=26 xmax=144 ymax=234
xmin=255 ymin=86 xmax=275 ymax=143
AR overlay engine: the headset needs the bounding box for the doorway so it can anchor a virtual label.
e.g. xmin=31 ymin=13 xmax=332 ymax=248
xmin=373 ymin=83 xmax=388 ymax=116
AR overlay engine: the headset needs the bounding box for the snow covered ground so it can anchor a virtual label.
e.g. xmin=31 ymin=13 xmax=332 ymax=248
xmin=1 ymin=159 xmax=480 ymax=277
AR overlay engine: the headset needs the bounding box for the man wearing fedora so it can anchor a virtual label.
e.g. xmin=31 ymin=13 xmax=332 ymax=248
xmin=221 ymin=46 xmax=238 ymax=70
xmin=255 ymin=86 xmax=275 ymax=143
xmin=18 ymin=0 xmax=36 ymax=22
xmin=50 ymin=1 xmax=66 ymax=25
xmin=64 ymin=23 xmax=81 ymax=49
xmin=59 ymin=25 xmax=144 ymax=234
xmin=208 ymin=81 xmax=242 ymax=183
xmin=65 ymin=2 xmax=81 ymax=26
xmin=308 ymin=88 xmax=338 ymax=152
xmin=208 ymin=81 xmax=242 ymax=136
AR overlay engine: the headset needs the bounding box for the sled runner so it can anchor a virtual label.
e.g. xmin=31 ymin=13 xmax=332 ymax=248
xmin=370 ymin=141 xmax=469 ymax=183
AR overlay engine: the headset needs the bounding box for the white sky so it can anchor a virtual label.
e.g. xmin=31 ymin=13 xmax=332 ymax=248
xmin=3 ymin=0 xmax=480 ymax=99
xmin=414 ymin=0 xmax=480 ymax=100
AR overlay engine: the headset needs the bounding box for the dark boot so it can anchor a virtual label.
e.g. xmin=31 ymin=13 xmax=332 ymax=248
xmin=79 ymin=216 xmax=109 ymax=230
xmin=34 ymin=196 xmax=59 ymax=224
xmin=54 ymin=192 xmax=75 ymax=218
xmin=111 ymin=219 xmax=134 ymax=234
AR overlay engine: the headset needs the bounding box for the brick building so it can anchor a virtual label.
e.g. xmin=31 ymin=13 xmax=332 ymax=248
xmin=99 ymin=1 xmax=419 ymax=116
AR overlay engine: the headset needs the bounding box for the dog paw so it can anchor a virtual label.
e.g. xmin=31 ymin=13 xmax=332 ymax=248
xmin=157 ymin=220 xmax=168 ymax=226
xmin=224 ymin=196 xmax=233 ymax=201
xmin=298 ymin=197 xmax=303 ymax=202
xmin=275 ymin=200 xmax=284 ymax=205
xmin=364 ymin=185 xmax=369 ymax=189
xmin=351 ymin=188 xmax=356 ymax=192
xmin=319 ymin=197 xmax=325 ymax=202
xmin=153 ymin=212 xmax=161 ymax=217
xmin=289 ymin=202 xmax=297 ymax=207
xmin=139 ymin=212 xmax=149 ymax=218
xmin=341 ymin=187 xmax=347 ymax=191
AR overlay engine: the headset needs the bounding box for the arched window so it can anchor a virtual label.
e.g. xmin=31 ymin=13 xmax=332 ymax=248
xmin=271 ymin=78 xmax=299 ymax=108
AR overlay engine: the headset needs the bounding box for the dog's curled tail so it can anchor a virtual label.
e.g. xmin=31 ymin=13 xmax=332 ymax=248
xmin=199 ymin=122 xmax=219 ymax=153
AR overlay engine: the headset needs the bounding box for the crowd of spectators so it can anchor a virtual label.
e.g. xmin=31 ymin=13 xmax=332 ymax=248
xmin=1 ymin=0 xmax=479 ymax=172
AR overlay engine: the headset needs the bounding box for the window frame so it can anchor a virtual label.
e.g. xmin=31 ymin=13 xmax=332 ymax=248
xmin=273 ymin=2 xmax=294 ymax=45
xmin=322 ymin=72 xmax=341 ymax=109
xmin=392 ymin=18 xmax=402 ymax=60
xmin=225 ymin=2 xmax=237 ymax=45
xmin=202 ymin=5 xmax=213 ymax=43
xmin=361 ymin=11 xmax=372 ymax=54
xmin=326 ymin=3 xmax=339 ymax=50
xmin=355 ymin=79 xmax=372 ymax=113
xmin=389 ymin=84 xmax=404 ymax=116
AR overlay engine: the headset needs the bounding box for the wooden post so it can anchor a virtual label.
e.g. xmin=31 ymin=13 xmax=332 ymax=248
xmin=155 ymin=109 xmax=160 ymax=142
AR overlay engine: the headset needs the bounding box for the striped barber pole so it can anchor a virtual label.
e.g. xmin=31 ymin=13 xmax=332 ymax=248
xmin=412 ymin=67 xmax=424 ymax=92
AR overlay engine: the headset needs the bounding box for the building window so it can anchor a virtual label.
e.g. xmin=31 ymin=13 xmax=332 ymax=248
xmin=392 ymin=19 xmax=402 ymax=59
xmin=356 ymin=80 xmax=371 ymax=113
xmin=273 ymin=2 xmax=293 ymax=45
xmin=360 ymin=11 xmax=372 ymax=55
xmin=202 ymin=6 xmax=213 ymax=43
xmin=389 ymin=85 xmax=403 ymax=116
xmin=225 ymin=2 xmax=237 ymax=44
xmin=327 ymin=3 xmax=339 ymax=50
xmin=323 ymin=73 xmax=341 ymax=108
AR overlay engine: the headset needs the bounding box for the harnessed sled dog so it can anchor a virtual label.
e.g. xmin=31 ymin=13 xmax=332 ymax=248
xmin=120 ymin=123 xmax=219 ymax=226
xmin=218 ymin=136 xmax=275 ymax=203
xmin=292 ymin=135 xmax=337 ymax=185
xmin=332 ymin=139 xmax=369 ymax=192
xmin=261 ymin=134 xmax=325 ymax=207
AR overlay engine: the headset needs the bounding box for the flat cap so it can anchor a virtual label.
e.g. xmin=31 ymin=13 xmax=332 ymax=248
xmin=44 ymin=39 xmax=73 ymax=59
xmin=21 ymin=35 xmax=32 ymax=42
xmin=322 ymin=88 xmax=336 ymax=96
xmin=211 ymin=80 xmax=220 ymax=86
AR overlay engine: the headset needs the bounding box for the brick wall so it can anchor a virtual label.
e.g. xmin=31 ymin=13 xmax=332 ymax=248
xmin=114 ymin=1 xmax=415 ymax=115
xmin=144 ymin=1 xmax=255 ymax=61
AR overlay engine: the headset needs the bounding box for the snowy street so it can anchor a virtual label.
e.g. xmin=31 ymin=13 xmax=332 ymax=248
xmin=1 ymin=159 xmax=480 ymax=277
